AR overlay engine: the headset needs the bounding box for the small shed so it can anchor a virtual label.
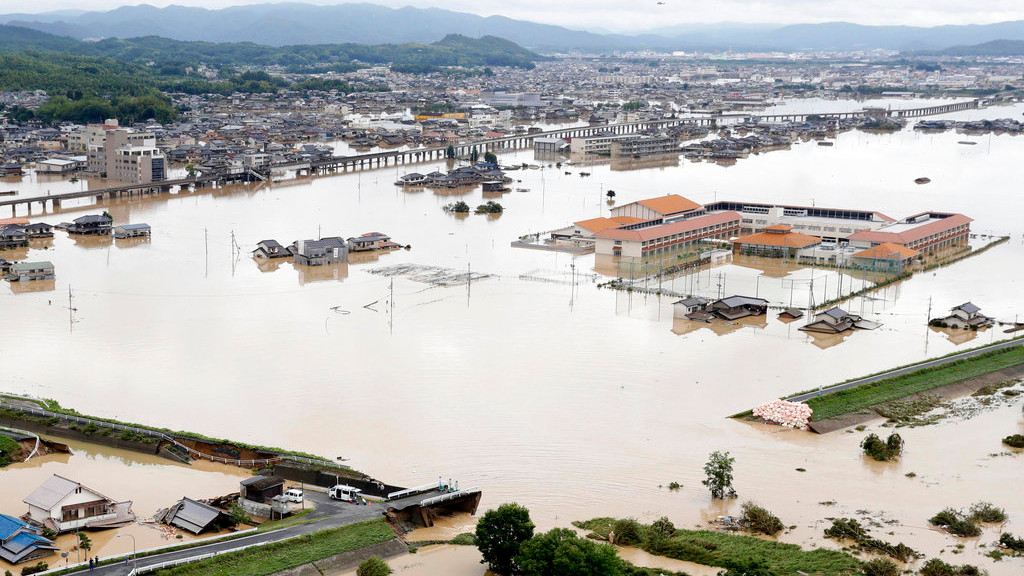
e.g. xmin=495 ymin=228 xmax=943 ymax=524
xmin=240 ymin=475 xmax=285 ymax=504
xmin=113 ymin=223 xmax=151 ymax=239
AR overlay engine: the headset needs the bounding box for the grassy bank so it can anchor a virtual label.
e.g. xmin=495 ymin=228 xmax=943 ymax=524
xmin=0 ymin=394 xmax=361 ymax=473
xmin=576 ymin=518 xmax=861 ymax=576
xmin=806 ymin=345 xmax=1024 ymax=421
xmin=155 ymin=519 xmax=394 ymax=576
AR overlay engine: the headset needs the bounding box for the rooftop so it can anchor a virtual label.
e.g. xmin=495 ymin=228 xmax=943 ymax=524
xmin=595 ymin=211 xmax=740 ymax=242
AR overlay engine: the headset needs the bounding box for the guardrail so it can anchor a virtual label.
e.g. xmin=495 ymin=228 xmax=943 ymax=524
xmin=0 ymin=395 xmax=340 ymax=470
xmin=419 ymin=487 xmax=480 ymax=507
xmin=387 ymin=482 xmax=440 ymax=500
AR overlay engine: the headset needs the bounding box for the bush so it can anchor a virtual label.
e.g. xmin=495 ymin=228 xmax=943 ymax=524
xmin=1003 ymin=434 xmax=1024 ymax=448
xmin=450 ymin=532 xmax=476 ymax=546
xmin=739 ymin=502 xmax=783 ymax=535
xmin=475 ymin=201 xmax=504 ymax=214
xmin=20 ymin=562 xmax=48 ymax=576
xmin=861 ymin=558 xmax=901 ymax=576
xmin=824 ymin=518 xmax=867 ymax=541
xmin=929 ymin=509 xmax=982 ymax=537
xmin=860 ymin=433 xmax=904 ymax=461
xmin=443 ymin=201 xmax=470 ymax=213
xmin=356 ymin=556 xmax=391 ymax=576
xmin=999 ymin=532 xmax=1024 ymax=551
xmin=967 ymin=501 xmax=1007 ymax=523
xmin=918 ymin=558 xmax=983 ymax=576
xmin=475 ymin=503 xmax=535 ymax=575
xmin=611 ymin=518 xmax=643 ymax=546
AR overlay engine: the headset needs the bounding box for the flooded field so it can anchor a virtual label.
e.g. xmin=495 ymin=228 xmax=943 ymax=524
xmin=2 ymin=99 xmax=1024 ymax=574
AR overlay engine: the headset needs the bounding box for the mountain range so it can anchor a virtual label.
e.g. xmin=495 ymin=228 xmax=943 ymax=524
xmin=5 ymin=4 xmax=1024 ymax=53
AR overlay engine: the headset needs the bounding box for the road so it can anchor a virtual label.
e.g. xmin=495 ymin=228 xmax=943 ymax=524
xmin=82 ymin=490 xmax=437 ymax=576
xmin=787 ymin=338 xmax=1023 ymax=403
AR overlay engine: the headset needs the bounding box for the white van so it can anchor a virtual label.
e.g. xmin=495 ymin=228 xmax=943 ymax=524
xmin=283 ymin=488 xmax=304 ymax=503
xmin=328 ymin=485 xmax=363 ymax=502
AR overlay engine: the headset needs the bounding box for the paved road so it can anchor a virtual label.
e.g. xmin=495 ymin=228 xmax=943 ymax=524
xmin=82 ymin=490 xmax=438 ymax=576
xmin=788 ymin=338 xmax=1024 ymax=403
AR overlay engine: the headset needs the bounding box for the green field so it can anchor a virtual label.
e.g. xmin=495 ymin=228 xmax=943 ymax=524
xmin=576 ymin=518 xmax=860 ymax=576
xmin=806 ymin=345 xmax=1024 ymax=421
xmin=156 ymin=519 xmax=395 ymax=576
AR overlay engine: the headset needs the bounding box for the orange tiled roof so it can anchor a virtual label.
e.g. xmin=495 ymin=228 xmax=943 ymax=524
xmin=595 ymin=211 xmax=741 ymax=242
xmin=573 ymin=217 xmax=620 ymax=234
xmin=0 ymin=217 xmax=30 ymax=226
xmin=610 ymin=216 xmax=644 ymax=225
xmin=635 ymin=194 xmax=701 ymax=216
xmin=848 ymin=213 xmax=972 ymax=245
xmin=732 ymin=230 xmax=821 ymax=248
xmin=853 ymin=242 xmax=919 ymax=260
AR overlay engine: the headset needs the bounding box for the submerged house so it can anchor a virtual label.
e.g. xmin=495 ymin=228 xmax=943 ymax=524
xmin=930 ymin=302 xmax=995 ymax=329
xmin=291 ymin=237 xmax=348 ymax=266
xmin=0 ymin=514 xmax=58 ymax=565
xmin=710 ymin=296 xmax=769 ymax=320
xmin=113 ymin=223 xmax=151 ymax=239
xmin=252 ymin=239 xmax=290 ymax=259
xmin=672 ymin=297 xmax=710 ymax=319
xmin=347 ymin=232 xmax=392 ymax=252
xmin=8 ymin=261 xmax=54 ymax=282
xmin=22 ymin=474 xmax=135 ymax=533
xmin=67 ymin=214 xmax=113 ymax=235
xmin=156 ymin=497 xmax=229 ymax=534
xmin=800 ymin=307 xmax=882 ymax=333
xmin=0 ymin=226 xmax=28 ymax=249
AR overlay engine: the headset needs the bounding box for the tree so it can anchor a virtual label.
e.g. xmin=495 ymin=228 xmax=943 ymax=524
xmin=605 ymin=190 xmax=616 ymax=199
xmin=228 ymin=502 xmax=252 ymax=526
xmin=471 ymin=148 xmax=479 ymax=162
xmin=475 ymin=503 xmax=534 ymax=575
xmin=484 ymin=151 xmax=498 ymax=164
xmin=445 ymin=144 xmax=456 ymax=159
xmin=702 ymin=451 xmax=737 ymax=499
xmin=861 ymin=433 xmax=904 ymax=461
xmin=517 ymin=528 xmax=623 ymax=576
xmin=77 ymin=532 xmax=92 ymax=558
xmin=862 ymin=558 xmax=901 ymax=576
xmin=356 ymin=556 xmax=392 ymax=576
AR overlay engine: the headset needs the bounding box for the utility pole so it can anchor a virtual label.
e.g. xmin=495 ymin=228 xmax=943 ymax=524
xmin=204 ymin=227 xmax=209 ymax=277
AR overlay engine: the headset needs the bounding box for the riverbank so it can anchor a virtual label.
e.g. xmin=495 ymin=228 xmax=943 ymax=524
xmin=0 ymin=393 xmax=369 ymax=482
xmin=803 ymin=345 xmax=1024 ymax=424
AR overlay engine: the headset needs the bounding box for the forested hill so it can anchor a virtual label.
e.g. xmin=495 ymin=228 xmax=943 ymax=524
xmin=0 ymin=25 xmax=543 ymax=70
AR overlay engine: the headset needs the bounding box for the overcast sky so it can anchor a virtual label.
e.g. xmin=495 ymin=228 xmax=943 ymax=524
xmin=6 ymin=0 xmax=1024 ymax=32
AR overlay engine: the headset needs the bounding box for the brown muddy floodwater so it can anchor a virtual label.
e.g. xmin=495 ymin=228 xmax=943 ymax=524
xmin=2 ymin=98 xmax=1024 ymax=574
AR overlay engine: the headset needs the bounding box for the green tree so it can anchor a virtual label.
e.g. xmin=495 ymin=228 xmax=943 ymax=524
xmin=702 ymin=450 xmax=737 ymax=499
xmin=517 ymin=528 xmax=623 ymax=576
xmin=228 ymin=502 xmax=252 ymax=526
xmin=475 ymin=503 xmax=534 ymax=575
xmin=445 ymin=144 xmax=456 ymax=159
xmin=356 ymin=556 xmax=392 ymax=576
xmin=77 ymin=532 xmax=92 ymax=558
xmin=484 ymin=151 xmax=498 ymax=164
xmin=717 ymin=558 xmax=777 ymax=576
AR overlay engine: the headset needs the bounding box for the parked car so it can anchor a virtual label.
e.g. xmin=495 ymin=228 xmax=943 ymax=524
xmin=328 ymin=485 xmax=362 ymax=503
xmin=283 ymin=488 xmax=304 ymax=503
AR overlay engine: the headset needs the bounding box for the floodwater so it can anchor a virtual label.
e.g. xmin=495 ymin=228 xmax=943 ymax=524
xmin=2 ymin=98 xmax=1024 ymax=574
xmin=0 ymin=438 xmax=251 ymax=572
